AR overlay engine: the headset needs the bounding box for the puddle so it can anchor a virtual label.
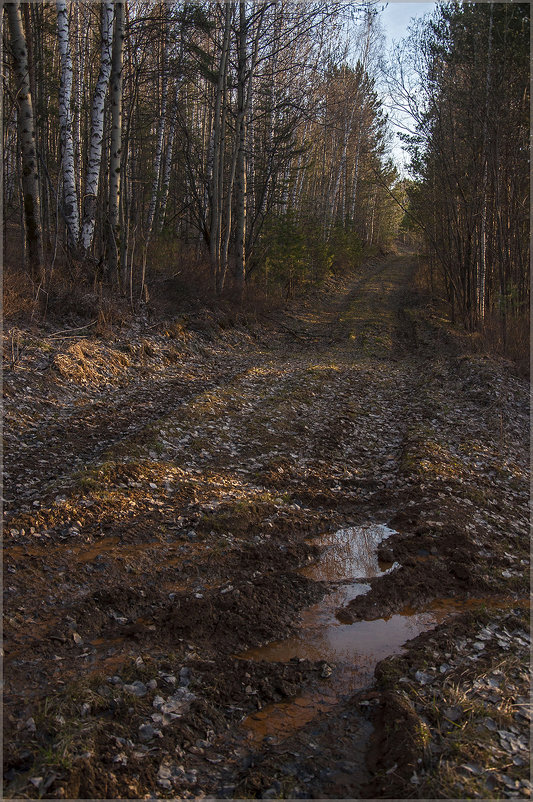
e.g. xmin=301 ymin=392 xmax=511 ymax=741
xmin=243 ymin=524 xmax=409 ymax=669
xmin=239 ymin=523 xmax=445 ymax=744
xmin=299 ymin=523 xmax=398 ymax=585
xmin=240 ymin=524 xmax=529 ymax=745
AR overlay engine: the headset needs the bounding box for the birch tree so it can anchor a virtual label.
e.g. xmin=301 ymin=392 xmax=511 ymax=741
xmin=80 ymin=1 xmax=113 ymax=252
xmin=72 ymin=1 xmax=84 ymax=204
xmin=56 ymin=0 xmax=79 ymax=245
xmin=230 ymin=2 xmax=265 ymax=294
xmin=3 ymin=0 xmax=407 ymax=303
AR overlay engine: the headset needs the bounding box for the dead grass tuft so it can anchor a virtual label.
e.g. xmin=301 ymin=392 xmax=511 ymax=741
xmin=52 ymin=340 xmax=131 ymax=385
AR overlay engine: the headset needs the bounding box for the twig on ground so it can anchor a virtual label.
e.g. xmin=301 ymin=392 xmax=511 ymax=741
xmin=48 ymin=321 xmax=97 ymax=338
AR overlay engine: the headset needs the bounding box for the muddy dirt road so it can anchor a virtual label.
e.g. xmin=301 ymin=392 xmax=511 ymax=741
xmin=3 ymin=253 xmax=530 ymax=799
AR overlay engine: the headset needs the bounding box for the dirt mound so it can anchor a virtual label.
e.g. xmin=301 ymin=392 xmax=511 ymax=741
xmin=364 ymin=691 xmax=430 ymax=792
xmin=162 ymin=572 xmax=324 ymax=654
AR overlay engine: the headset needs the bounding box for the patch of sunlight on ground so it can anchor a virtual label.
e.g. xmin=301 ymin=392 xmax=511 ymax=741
xmin=307 ymin=363 xmax=340 ymax=372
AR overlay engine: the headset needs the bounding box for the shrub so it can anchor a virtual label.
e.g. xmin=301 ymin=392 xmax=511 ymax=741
xmin=259 ymin=213 xmax=363 ymax=296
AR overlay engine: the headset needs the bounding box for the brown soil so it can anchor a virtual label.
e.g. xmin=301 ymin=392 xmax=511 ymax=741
xmin=3 ymin=252 xmax=529 ymax=799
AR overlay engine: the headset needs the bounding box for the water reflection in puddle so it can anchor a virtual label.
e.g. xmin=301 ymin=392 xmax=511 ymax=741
xmin=299 ymin=523 xmax=398 ymax=585
xmin=244 ymin=609 xmax=441 ymax=671
xmin=239 ymin=523 xmax=444 ymax=744
xmin=245 ymin=524 xmax=407 ymax=666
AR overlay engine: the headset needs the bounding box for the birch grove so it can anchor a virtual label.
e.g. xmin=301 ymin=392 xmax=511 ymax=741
xmin=5 ymin=0 xmax=525 ymax=333
xmin=5 ymin=0 xmax=397 ymax=297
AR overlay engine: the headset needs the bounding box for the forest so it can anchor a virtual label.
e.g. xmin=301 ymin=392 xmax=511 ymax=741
xmin=4 ymin=0 xmax=403 ymax=310
xmin=3 ymin=3 xmax=530 ymax=801
xmin=3 ymin=2 xmax=529 ymax=348
xmin=394 ymin=2 xmax=529 ymax=350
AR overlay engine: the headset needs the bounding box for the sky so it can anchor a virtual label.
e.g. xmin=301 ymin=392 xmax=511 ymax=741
xmin=379 ymin=2 xmax=436 ymax=49
xmin=377 ymin=2 xmax=437 ymax=173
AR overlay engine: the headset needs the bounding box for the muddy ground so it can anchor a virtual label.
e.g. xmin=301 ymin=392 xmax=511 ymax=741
xmin=3 ymin=252 xmax=530 ymax=799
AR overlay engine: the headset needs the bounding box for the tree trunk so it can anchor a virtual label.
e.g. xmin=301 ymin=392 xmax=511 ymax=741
xmin=246 ymin=84 xmax=255 ymax=245
xmin=146 ymin=0 xmax=170 ymax=241
xmin=209 ymin=3 xmax=232 ymax=289
xmin=56 ymin=0 xmax=79 ymax=245
xmin=328 ymin=102 xmax=356 ymax=237
xmin=108 ymin=1 xmax=125 ymax=286
xmin=234 ymin=1 xmax=248 ymax=298
xmin=6 ymin=0 xmax=43 ymax=282
xmin=157 ymin=16 xmax=187 ymax=235
xmin=80 ymin=1 xmax=113 ymax=252
xmin=157 ymin=43 xmax=186 ymax=235
xmin=157 ymin=113 xmax=176 ymax=233
xmin=72 ymin=1 xmax=84 ymax=213
xmin=349 ymin=103 xmax=364 ymax=223
xmin=477 ymin=2 xmax=493 ymax=325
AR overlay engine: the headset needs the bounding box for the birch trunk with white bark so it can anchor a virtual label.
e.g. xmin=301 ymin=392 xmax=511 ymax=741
xmin=234 ymin=3 xmax=265 ymax=293
xmin=56 ymin=0 xmax=79 ymax=245
xmin=80 ymin=1 xmax=113 ymax=252
xmin=72 ymin=1 xmax=84 ymax=210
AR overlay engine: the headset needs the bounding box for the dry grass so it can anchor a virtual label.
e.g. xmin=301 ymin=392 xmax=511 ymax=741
xmin=477 ymin=312 xmax=530 ymax=377
xmin=414 ymin=258 xmax=529 ymax=376
xmin=52 ymin=340 xmax=132 ymax=384
xmin=3 ymin=268 xmax=38 ymax=321
xmin=2 ymin=226 xmax=285 ymax=334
